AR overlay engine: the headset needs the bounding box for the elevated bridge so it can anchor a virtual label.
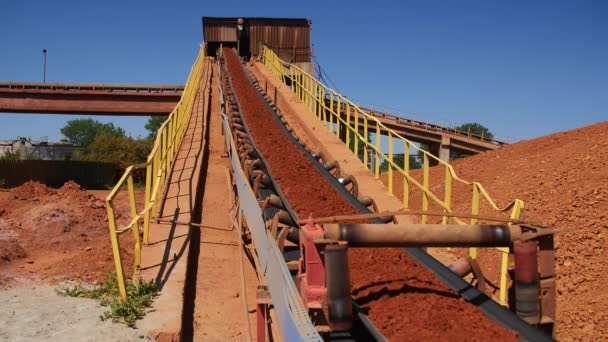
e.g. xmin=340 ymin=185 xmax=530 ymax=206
xmin=0 ymin=80 xmax=504 ymax=160
xmin=0 ymin=82 xmax=183 ymax=115
xmin=336 ymin=103 xmax=506 ymax=157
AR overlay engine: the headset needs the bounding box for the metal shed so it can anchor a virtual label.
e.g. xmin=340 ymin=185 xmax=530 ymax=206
xmin=202 ymin=17 xmax=312 ymax=63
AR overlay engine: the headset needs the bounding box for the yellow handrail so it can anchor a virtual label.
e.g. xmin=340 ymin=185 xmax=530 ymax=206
xmin=105 ymin=44 xmax=206 ymax=299
xmin=261 ymin=46 xmax=523 ymax=306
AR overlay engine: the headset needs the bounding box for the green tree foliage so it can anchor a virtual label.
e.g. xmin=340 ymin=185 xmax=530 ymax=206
xmin=60 ymin=119 xmax=126 ymax=147
xmin=0 ymin=152 xmax=19 ymax=161
xmin=81 ymin=132 xmax=151 ymax=169
xmin=379 ymin=153 xmax=423 ymax=173
xmin=347 ymin=129 xmax=367 ymax=160
xmin=455 ymin=122 xmax=494 ymax=140
xmin=145 ymin=116 xmax=167 ymax=139
xmin=452 ymin=122 xmax=495 ymax=160
xmin=0 ymin=151 xmax=41 ymax=161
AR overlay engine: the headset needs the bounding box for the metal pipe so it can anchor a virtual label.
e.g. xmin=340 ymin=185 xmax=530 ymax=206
xmin=266 ymin=194 xmax=285 ymax=209
xmin=42 ymin=49 xmax=47 ymax=83
xmin=448 ymin=257 xmax=473 ymax=277
xmin=323 ymin=224 xmax=523 ymax=248
xmin=276 ymin=210 xmax=295 ymax=226
xmin=323 ymin=160 xmax=340 ymax=177
xmin=514 ymin=240 xmax=540 ymax=324
xmin=338 ymin=175 xmax=358 ymax=198
xmin=325 ymin=243 xmax=353 ymax=331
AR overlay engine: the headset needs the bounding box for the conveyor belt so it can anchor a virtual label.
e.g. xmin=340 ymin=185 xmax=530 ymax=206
xmin=221 ymin=48 xmax=552 ymax=341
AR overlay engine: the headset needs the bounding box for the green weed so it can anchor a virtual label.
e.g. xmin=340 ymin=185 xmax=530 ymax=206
xmin=56 ymin=272 xmax=158 ymax=328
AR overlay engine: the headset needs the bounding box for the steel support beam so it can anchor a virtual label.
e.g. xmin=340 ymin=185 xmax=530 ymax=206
xmin=0 ymin=82 xmax=183 ymax=116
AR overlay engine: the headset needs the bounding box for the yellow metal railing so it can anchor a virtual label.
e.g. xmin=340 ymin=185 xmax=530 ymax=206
xmin=105 ymin=44 xmax=206 ymax=299
xmin=261 ymin=46 xmax=524 ymax=306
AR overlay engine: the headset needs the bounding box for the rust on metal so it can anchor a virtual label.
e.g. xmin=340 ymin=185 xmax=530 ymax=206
xmin=0 ymin=82 xmax=183 ymax=115
xmin=323 ymin=223 xmax=524 ymax=248
xmin=514 ymin=240 xmax=541 ymax=324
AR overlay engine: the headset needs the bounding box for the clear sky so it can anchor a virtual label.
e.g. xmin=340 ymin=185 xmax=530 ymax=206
xmin=1 ymin=0 xmax=606 ymax=143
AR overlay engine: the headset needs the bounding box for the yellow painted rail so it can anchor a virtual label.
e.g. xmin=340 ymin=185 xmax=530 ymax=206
xmin=105 ymin=44 xmax=206 ymax=299
xmin=261 ymin=46 xmax=524 ymax=306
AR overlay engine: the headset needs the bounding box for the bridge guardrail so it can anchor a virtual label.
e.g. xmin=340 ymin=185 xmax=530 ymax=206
xmin=105 ymin=44 xmax=206 ymax=299
xmin=261 ymin=46 xmax=523 ymax=306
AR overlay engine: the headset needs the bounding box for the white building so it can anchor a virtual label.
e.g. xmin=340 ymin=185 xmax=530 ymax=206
xmin=0 ymin=137 xmax=76 ymax=160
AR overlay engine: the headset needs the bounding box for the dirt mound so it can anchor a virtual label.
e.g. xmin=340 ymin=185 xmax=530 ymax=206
xmin=10 ymin=181 xmax=54 ymax=200
xmin=383 ymin=121 xmax=608 ymax=341
xmin=0 ymin=181 xmax=139 ymax=285
xmin=0 ymin=239 xmax=26 ymax=263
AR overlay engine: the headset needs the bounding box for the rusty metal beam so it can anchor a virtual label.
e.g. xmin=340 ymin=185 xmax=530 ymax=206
xmin=324 ymin=223 xmax=523 ymax=248
xmin=0 ymin=82 xmax=183 ymax=116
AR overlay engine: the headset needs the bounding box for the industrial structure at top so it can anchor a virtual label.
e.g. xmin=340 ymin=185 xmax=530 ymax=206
xmin=202 ymin=16 xmax=312 ymax=63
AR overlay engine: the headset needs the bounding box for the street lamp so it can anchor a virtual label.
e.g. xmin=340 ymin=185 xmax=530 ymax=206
xmin=42 ymin=49 xmax=47 ymax=83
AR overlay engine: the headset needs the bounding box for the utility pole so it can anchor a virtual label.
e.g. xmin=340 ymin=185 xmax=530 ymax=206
xmin=42 ymin=49 xmax=47 ymax=83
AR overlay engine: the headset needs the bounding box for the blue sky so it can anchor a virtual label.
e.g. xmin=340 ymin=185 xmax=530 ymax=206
xmin=1 ymin=0 xmax=606 ymax=142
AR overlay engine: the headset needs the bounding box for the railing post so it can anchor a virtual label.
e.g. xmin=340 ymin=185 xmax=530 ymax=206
xmin=127 ymin=174 xmax=141 ymax=269
xmin=374 ymin=123 xmax=380 ymax=179
xmin=106 ymin=202 xmax=128 ymax=299
xmin=363 ymin=114 xmax=369 ymax=167
xmin=403 ymin=139 xmax=410 ymax=209
xmin=388 ymin=132 xmax=393 ymax=193
xmin=319 ymin=86 xmax=324 ymax=123
xmin=152 ymin=151 xmax=160 ymax=218
xmin=469 ymin=184 xmax=481 ymax=259
xmin=164 ymin=127 xmax=170 ymax=184
xmin=354 ymin=105 xmax=359 ymax=158
xmin=143 ymin=161 xmax=152 ymax=244
xmin=329 ymin=89 xmax=340 ymax=138
xmin=422 ymin=153 xmax=429 ymax=224
xmin=443 ymin=169 xmax=452 ymax=224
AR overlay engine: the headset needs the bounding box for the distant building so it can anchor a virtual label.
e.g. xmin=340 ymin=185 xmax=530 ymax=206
xmin=0 ymin=137 xmax=76 ymax=160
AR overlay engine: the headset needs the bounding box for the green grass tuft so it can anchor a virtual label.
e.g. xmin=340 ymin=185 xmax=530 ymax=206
xmin=56 ymin=272 xmax=158 ymax=328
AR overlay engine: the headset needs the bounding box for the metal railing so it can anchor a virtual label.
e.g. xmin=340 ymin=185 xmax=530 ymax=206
xmin=105 ymin=44 xmax=206 ymax=299
xmin=261 ymin=46 xmax=524 ymax=306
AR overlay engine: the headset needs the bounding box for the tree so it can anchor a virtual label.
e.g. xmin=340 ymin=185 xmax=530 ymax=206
xmin=451 ymin=122 xmax=495 ymax=160
xmin=81 ymin=132 xmax=151 ymax=170
xmin=455 ymin=122 xmax=494 ymax=140
xmin=379 ymin=153 xmax=422 ymax=173
xmin=145 ymin=116 xmax=167 ymax=139
xmin=60 ymin=119 xmax=126 ymax=147
xmin=347 ymin=129 xmax=367 ymax=161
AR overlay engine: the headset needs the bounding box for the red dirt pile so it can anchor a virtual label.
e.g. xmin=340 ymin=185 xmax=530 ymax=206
xmin=224 ymin=48 xmax=518 ymax=341
xmin=384 ymin=121 xmax=607 ymax=341
xmin=0 ymin=181 xmax=136 ymax=286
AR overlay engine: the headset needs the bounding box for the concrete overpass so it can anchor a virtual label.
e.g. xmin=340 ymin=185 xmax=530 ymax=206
xmin=328 ymin=100 xmax=506 ymax=162
xmin=0 ymin=81 xmax=504 ymax=161
xmin=0 ymin=82 xmax=183 ymax=116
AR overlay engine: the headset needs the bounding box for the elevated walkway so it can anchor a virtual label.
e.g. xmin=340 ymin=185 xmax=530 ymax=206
xmin=136 ymin=58 xmax=257 ymax=341
xmin=136 ymin=58 xmax=211 ymax=340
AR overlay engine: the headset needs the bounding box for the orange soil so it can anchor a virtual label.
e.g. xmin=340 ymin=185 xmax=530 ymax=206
xmin=382 ymin=121 xmax=608 ymax=341
xmin=0 ymin=181 xmax=143 ymax=286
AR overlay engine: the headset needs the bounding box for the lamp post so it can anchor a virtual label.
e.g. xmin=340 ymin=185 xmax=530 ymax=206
xmin=42 ymin=49 xmax=47 ymax=83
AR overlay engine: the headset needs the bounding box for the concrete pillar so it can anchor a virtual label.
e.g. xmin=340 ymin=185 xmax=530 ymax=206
xmin=427 ymin=136 xmax=450 ymax=165
xmin=428 ymin=142 xmax=440 ymax=166
xmin=439 ymin=135 xmax=451 ymax=163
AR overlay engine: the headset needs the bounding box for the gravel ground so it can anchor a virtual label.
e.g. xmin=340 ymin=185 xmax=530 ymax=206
xmin=0 ymin=281 xmax=148 ymax=342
